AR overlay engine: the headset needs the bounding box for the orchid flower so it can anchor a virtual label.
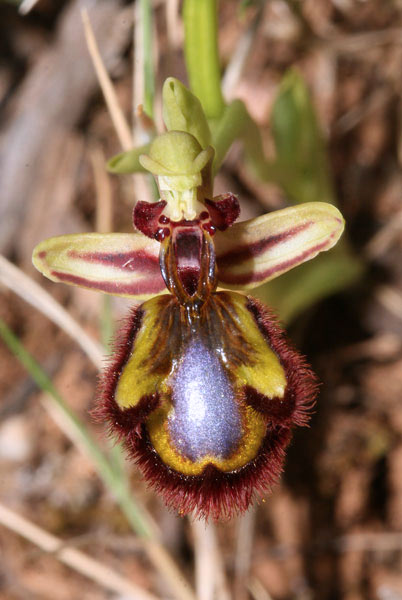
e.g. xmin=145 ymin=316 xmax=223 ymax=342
xmin=32 ymin=79 xmax=344 ymax=519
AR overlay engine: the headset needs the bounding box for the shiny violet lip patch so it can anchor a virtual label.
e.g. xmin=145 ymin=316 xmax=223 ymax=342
xmin=167 ymin=337 xmax=242 ymax=462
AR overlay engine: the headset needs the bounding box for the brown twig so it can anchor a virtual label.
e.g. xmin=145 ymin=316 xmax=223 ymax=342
xmin=81 ymin=8 xmax=133 ymax=151
xmin=0 ymin=255 xmax=104 ymax=371
xmin=90 ymin=145 xmax=114 ymax=235
xmin=234 ymin=507 xmax=257 ymax=600
xmin=18 ymin=0 xmax=40 ymax=14
xmin=222 ymin=4 xmax=264 ymax=100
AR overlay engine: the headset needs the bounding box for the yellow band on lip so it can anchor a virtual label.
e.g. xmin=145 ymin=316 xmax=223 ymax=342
xmin=147 ymin=402 xmax=266 ymax=476
xmin=115 ymin=291 xmax=288 ymax=476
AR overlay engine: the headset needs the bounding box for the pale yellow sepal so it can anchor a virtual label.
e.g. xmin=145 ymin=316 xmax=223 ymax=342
xmin=32 ymin=232 xmax=166 ymax=300
xmin=215 ymin=202 xmax=345 ymax=290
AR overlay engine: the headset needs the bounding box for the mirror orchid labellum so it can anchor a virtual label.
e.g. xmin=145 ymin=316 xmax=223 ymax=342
xmin=33 ymin=89 xmax=345 ymax=519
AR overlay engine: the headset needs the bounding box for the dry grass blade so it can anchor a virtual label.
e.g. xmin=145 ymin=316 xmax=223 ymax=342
xmin=192 ymin=520 xmax=216 ymax=600
xmin=364 ymin=209 xmax=402 ymax=258
xmin=248 ymin=576 xmax=273 ymax=600
xmin=144 ymin=540 xmax=197 ymax=600
xmin=90 ymin=145 xmax=114 ymax=235
xmin=166 ymin=0 xmax=182 ymax=52
xmin=81 ymin=8 xmax=133 ymax=151
xmin=330 ymin=27 xmax=402 ymax=52
xmin=234 ymin=507 xmax=256 ymax=600
xmin=376 ymin=285 xmax=402 ymax=321
xmin=335 ymin=532 xmax=402 ymax=552
xmin=191 ymin=520 xmax=231 ymax=600
xmin=222 ymin=4 xmax=264 ymax=100
xmin=0 ymin=255 xmax=103 ymax=370
xmin=18 ymin=0 xmax=39 ymax=14
xmin=132 ymin=2 xmax=159 ymax=204
xmin=0 ymin=503 xmax=159 ymax=600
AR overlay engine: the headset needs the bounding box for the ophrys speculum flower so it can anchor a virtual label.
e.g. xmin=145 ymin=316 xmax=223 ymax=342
xmin=33 ymin=82 xmax=344 ymax=520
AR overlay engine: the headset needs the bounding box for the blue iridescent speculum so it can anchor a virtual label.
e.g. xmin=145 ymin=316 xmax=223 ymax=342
xmin=168 ymin=338 xmax=241 ymax=462
xmin=32 ymin=79 xmax=345 ymax=520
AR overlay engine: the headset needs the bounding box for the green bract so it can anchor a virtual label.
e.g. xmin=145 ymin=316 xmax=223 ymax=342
xmin=107 ymin=143 xmax=150 ymax=174
xmin=162 ymin=77 xmax=211 ymax=150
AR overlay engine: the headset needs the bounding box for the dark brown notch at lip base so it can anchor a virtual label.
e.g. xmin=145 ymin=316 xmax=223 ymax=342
xmin=173 ymin=226 xmax=202 ymax=297
xmin=245 ymin=296 xmax=318 ymax=428
xmin=243 ymin=385 xmax=295 ymax=423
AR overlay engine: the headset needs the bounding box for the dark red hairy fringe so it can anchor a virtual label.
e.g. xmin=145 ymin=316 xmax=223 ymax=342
xmin=93 ymin=305 xmax=160 ymax=436
xmin=245 ymin=296 xmax=319 ymax=429
xmin=95 ymin=295 xmax=318 ymax=520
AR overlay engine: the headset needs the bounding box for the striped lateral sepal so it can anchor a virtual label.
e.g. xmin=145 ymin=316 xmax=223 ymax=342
xmin=33 ymin=232 xmax=166 ymax=299
xmin=215 ymin=202 xmax=344 ymax=289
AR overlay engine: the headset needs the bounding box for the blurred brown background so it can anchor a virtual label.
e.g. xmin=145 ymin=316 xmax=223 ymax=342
xmin=1 ymin=1 xmax=402 ymax=599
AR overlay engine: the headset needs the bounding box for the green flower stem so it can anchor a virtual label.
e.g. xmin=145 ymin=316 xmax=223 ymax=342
xmin=0 ymin=319 xmax=153 ymax=540
xmin=183 ymin=0 xmax=225 ymax=119
xmin=140 ymin=0 xmax=155 ymax=119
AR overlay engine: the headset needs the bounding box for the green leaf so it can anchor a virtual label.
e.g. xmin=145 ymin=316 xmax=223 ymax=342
xmin=183 ymin=0 xmax=225 ymax=119
xmin=271 ymin=68 xmax=335 ymax=205
xmin=211 ymin=100 xmax=277 ymax=177
xmin=107 ymin=144 xmax=151 ymax=174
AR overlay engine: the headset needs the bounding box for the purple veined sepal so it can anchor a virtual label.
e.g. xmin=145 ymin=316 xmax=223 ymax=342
xmin=215 ymin=202 xmax=345 ymax=289
xmin=32 ymin=232 xmax=166 ymax=299
xmin=32 ymin=201 xmax=344 ymax=301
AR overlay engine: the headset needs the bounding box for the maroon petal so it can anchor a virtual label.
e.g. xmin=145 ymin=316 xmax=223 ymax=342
xmin=133 ymin=200 xmax=168 ymax=240
xmin=204 ymin=193 xmax=240 ymax=230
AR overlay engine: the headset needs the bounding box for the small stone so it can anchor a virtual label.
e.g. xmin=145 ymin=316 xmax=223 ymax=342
xmin=0 ymin=416 xmax=31 ymax=462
